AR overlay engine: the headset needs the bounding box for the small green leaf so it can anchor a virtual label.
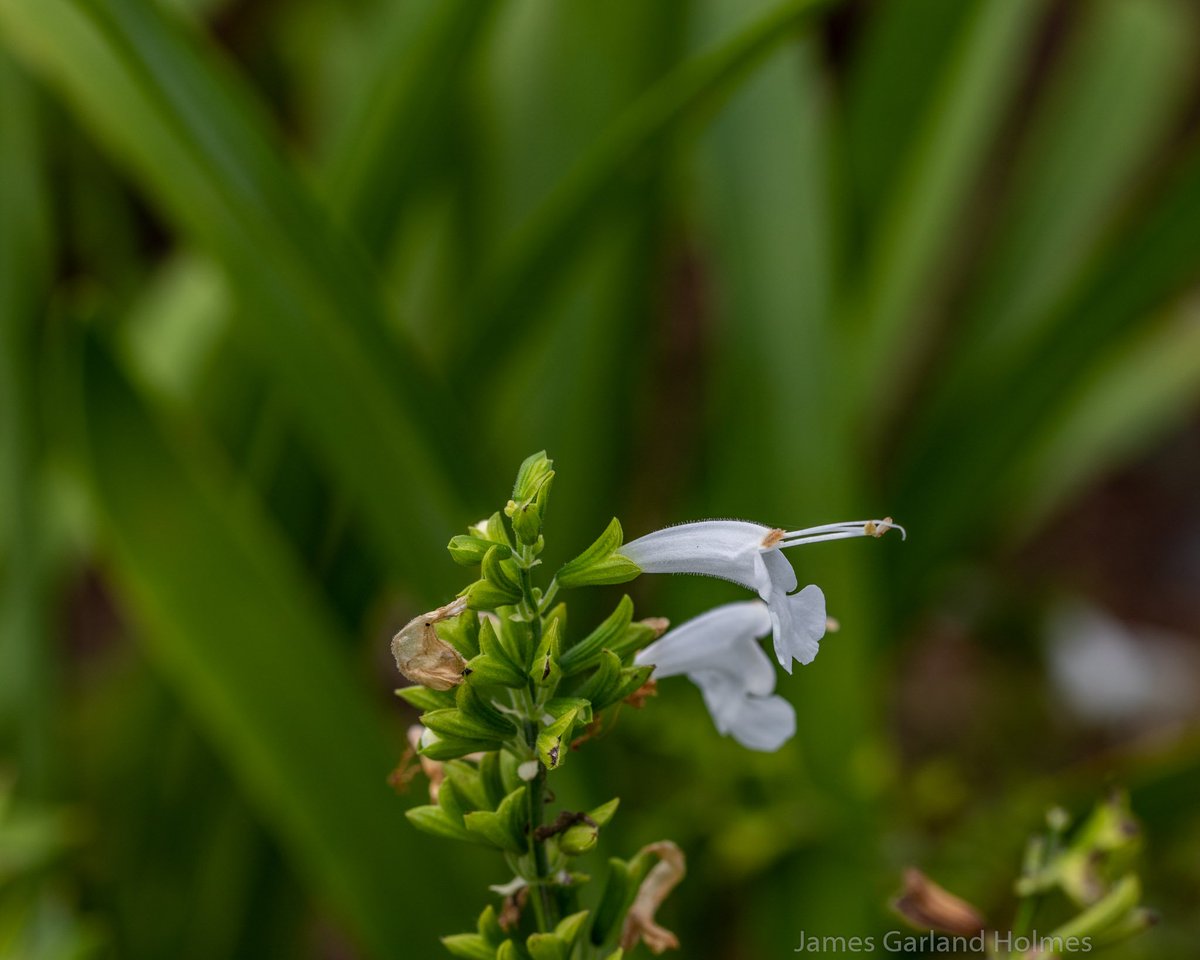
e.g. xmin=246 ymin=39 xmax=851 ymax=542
xmin=554 ymin=910 xmax=590 ymax=949
xmin=537 ymin=709 xmax=580 ymax=771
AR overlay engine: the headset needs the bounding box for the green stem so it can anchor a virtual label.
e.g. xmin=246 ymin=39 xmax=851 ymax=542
xmin=517 ymin=547 xmax=556 ymax=931
xmin=523 ymin=719 xmax=556 ymax=931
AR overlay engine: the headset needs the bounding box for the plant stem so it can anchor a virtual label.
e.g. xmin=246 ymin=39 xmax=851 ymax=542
xmin=523 ymin=718 xmax=556 ymax=931
xmin=517 ymin=548 xmax=556 ymax=931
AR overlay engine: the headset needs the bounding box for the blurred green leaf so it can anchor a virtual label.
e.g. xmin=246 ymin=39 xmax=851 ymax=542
xmin=463 ymin=0 xmax=836 ymax=374
xmin=0 ymin=0 xmax=469 ymax=588
xmin=852 ymin=0 xmax=1043 ymax=418
xmin=66 ymin=338 xmax=436 ymax=957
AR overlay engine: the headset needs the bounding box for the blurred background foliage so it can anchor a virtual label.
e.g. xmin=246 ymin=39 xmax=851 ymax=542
xmin=2 ymin=0 xmax=1200 ymax=956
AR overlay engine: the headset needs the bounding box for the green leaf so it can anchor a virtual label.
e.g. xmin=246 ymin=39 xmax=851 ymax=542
xmin=462 ymin=0 xmax=837 ymax=375
xmin=481 ymin=545 xmax=524 ymax=600
xmin=591 ymin=858 xmax=635 ymax=947
xmin=0 ymin=0 xmax=472 ymax=591
xmin=60 ymin=338 xmax=431 ymax=955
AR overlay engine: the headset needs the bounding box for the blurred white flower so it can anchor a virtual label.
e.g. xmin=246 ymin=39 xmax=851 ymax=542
xmin=620 ymin=518 xmax=902 ymax=672
xmin=1047 ymin=602 xmax=1200 ymax=728
xmin=634 ymin=601 xmax=797 ymax=751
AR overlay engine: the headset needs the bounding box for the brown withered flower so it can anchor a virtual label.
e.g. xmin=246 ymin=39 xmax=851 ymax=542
xmin=391 ymin=597 xmax=469 ymax=691
xmin=892 ymin=867 xmax=986 ymax=936
xmin=620 ymin=841 xmax=687 ymax=955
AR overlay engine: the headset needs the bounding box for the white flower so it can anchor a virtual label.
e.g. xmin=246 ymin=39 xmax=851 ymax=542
xmin=619 ymin=518 xmax=903 ymax=672
xmin=634 ymin=601 xmax=797 ymax=751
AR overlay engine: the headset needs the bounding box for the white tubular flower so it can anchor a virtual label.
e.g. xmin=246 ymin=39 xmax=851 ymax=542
xmin=620 ymin=518 xmax=903 ymax=672
xmin=634 ymin=601 xmax=797 ymax=752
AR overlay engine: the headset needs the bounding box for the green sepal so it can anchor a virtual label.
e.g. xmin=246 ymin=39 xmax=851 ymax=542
xmin=456 ymin=683 xmax=519 ymax=738
xmin=438 ymin=609 xmax=481 ymax=660
xmin=510 ymin=497 xmax=543 ymax=546
xmin=478 ymin=752 xmax=506 ymax=809
xmin=469 ymin=512 xmax=512 ymax=548
xmin=530 ymin=618 xmax=562 ymax=690
xmin=560 ymin=800 xmax=618 ymax=856
xmin=498 ymin=613 xmax=535 ymax=671
xmin=463 ymin=578 xmax=522 ymax=610
xmin=602 ymin=951 xmax=623 ymax=960
xmin=555 ymin=519 xmax=641 ymax=589
xmin=477 ymin=905 xmax=505 ymax=946
xmin=448 ymin=534 xmax=493 ymax=566
xmin=406 ymin=805 xmax=484 ymax=846
xmin=537 ymin=700 xmax=590 ymax=771
xmin=395 ymin=685 xmax=456 ymax=712
xmin=495 ymin=940 xmax=525 ymax=960
xmin=469 ymin=617 xmax=526 ymax=686
xmin=602 ymin=665 xmax=653 ymax=710
xmin=442 ymin=933 xmax=496 ymax=960
xmin=525 ymin=934 xmax=566 ymax=960
xmin=463 ymin=787 xmax=527 ymax=854
xmin=443 ymin=760 xmax=489 ymax=811
xmin=588 ymin=797 xmax=620 ymax=828
xmin=419 ymin=733 xmax=500 ymax=762
xmin=464 ymin=653 xmax=527 ymax=689
xmin=553 ymin=911 xmax=590 ymax=949
xmin=591 ymin=858 xmax=635 ymax=947
xmin=544 ymin=602 xmax=567 ymax=640
xmin=607 ymin=620 xmax=660 ymax=660
xmin=437 ymin=778 xmax=472 ymax=826
xmin=568 ymin=650 xmax=622 ymax=705
xmin=421 ymin=709 xmax=509 ymax=745
xmin=560 ymin=597 xmax=633 ymax=676
xmin=482 ymin=546 xmax=524 ymax=602
xmin=511 ymin=450 xmax=554 ymax=503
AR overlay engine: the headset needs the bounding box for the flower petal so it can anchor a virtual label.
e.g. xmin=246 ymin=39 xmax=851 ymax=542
xmin=726 ymin=694 xmax=796 ymax=752
xmin=634 ymin=600 xmax=771 ymax=678
xmin=620 ymin=521 xmax=769 ymax=590
xmin=768 ymin=583 xmax=827 ymax=672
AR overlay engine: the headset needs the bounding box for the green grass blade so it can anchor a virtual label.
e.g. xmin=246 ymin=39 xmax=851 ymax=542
xmin=0 ymin=0 xmax=468 ymax=586
xmin=462 ymin=0 xmax=837 ymax=373
xmin=1005 ymin=298 xmax=1200 ymax=534
xmin=910 ymin=0 xmax=1195 ymax=454
xmin=851 ymin=0 xmax=1043 ymax=418
xmin=0 ymin=53 xmax=58 ymax=797
xmin=323 ymin=0 xmax=498 ymax=255
xmin=68 ymin=338 xmax=442 ymax=957
xmin=843 ymin=0 xmax=977 ymax=234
